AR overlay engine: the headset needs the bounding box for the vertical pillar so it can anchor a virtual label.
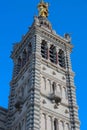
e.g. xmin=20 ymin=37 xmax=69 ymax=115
xmin=47 ymin=47 xmax=49 ymax=60
xmin=56 ymin=48 xmax=59 ymax=65
xmin=52 ymin=117 xmax=54 ymax=130
xmin=57 ymin=48 xmax=60 ymax=67
xmin=66 ymin=47 xmax=72 ymax=71
xmin=33 ymin=34 xmax=41 ymax=130
xmin=63 ymin=121 xmax=65 ymax=130
xmin=45 ymin=114 xmax=48 ymax=130
xmin=57 ymin=119 xmax=59 ymax=130
xmin=23 ymin=119 xmax=25 ymax=130
xmin=26 ymin=36 xmax=37 ymax=130
xmin=47 ymin=43 xmax=50 ymax=61
xmin=66 ymin=46 xmax=80 ymax=130
xmin=56 ymin=52 xmax=58 ymax=64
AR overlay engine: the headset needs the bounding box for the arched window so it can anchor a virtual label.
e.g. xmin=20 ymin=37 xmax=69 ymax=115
xmin=41 ymin=77 xmax=46 ymax=90
xmin=17 ymin=56 xmax=22 ymax=73
xmin=58 ymin=49 xmax=66 ymax=68
xmin=47 ymin=116 xmax=52 ymax=130
xmin=57 ymin=84 xmax=61 ymax=93
xmin=19 ymin=123 xmax=21 ymax=130
xmin=22 ymin=49 xmax=27 ymax=67
xmin=54 ymin=119 xmax=58 ymax=130
xmin=62 ymin=87 xmax=67 ymax=99
xmin=28 ymin=43 xmax=32 ymax=59
xmin=50 ymin=45 xmax=56 ymax=64
xmin=22 ymin=119 xmax=25 ymax=129
xmin=65 ymin=123 xmax=69 ymax=130
xmin=46 ymin=79 xmax=51 ymax=93
xmin=52 ymin=82 xmax=56 ymax=93
xmin=59 ymin=121 xmax=64 ymax=130
xmin=41 ymin=40 xmax=48 ymax=59
xmin=21 ymin=87 xmax=24 ymax=97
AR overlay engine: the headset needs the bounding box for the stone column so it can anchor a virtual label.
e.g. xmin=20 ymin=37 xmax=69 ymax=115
xmin=57 ymin=119 xmax=59 ymax=130
xmin=63 ymin=120 xmax=65 ymax=130
xmin=45 ymin=114 xmax=48 ymax=130
xmin=52 ymin=117 xmax=54 ymax=130
xmin=66 ymin=47 xmax=72 ymax=71
xmin=57 ymin=48 xmax=60 ymax=67
xmin=56 ymin=48 xmax=59 ymax=65
xmin=47 ymin=43 xmax=50 ymax=61
xmin=33 ymin=33 xmax=42 ymax=130
xmin=66 ymin=46 xmax=80 ymax=130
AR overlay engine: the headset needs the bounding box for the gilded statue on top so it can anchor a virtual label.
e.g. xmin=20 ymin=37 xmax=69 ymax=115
xmin=38 ymin=0 xmax=49 ymax=18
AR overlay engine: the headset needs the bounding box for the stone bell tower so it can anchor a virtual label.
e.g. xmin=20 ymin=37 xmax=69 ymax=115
xmin=6 ymin=0 xmax=80 ymax=130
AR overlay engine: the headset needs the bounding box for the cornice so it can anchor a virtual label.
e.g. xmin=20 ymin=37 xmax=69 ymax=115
xmin=34 ymin=25 xmax=73 ymax=50
xmin=11 ymin=21 xmax=73 ymax=59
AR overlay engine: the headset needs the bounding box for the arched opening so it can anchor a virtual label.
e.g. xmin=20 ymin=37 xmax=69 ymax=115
xmin=54 ymin=119 xmax=58 ymax=130
xmin=46 ymin=79 xmax=51 ymax=93
xmin=42 ymin=77 xmax=46 ymax=90
xmin=28 ymin=43 xmax=32 ymax=59
xmin=50 ymin=45 xmax=56 ymax=64
xmin=21 ymin=87 xmax=24 ymax=97
xmin=62 ymin=87 xmax=67 ymax=99
xmin=41 ymin=40 xmax=48 ymax=59
xmin=52 ymin=82 xmax=56 ymax=93
xmin=59 ymin=121 xmax=64 ymax=130
xmin=57 ymin=84 xmax=61 ymax=93
xmin=19 ymin=123 xmax=21 ymax=130
xmin=17 ymin=56 xmax=22 ymax=73
xmin=58 ymin=49 xmax=66 ymax=68
xmin=65 ymin=123 xmax=69 ymax=130
xmin=22 ymin=49 xmax=27 ymax=67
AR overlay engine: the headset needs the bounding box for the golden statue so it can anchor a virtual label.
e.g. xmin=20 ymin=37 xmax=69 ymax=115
xmin=38 ymin=0 xmax=49 ymax=18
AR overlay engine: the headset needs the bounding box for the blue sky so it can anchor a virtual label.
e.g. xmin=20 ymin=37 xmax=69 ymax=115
xmin=0 ymin=0 xmax=87 ymax=129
